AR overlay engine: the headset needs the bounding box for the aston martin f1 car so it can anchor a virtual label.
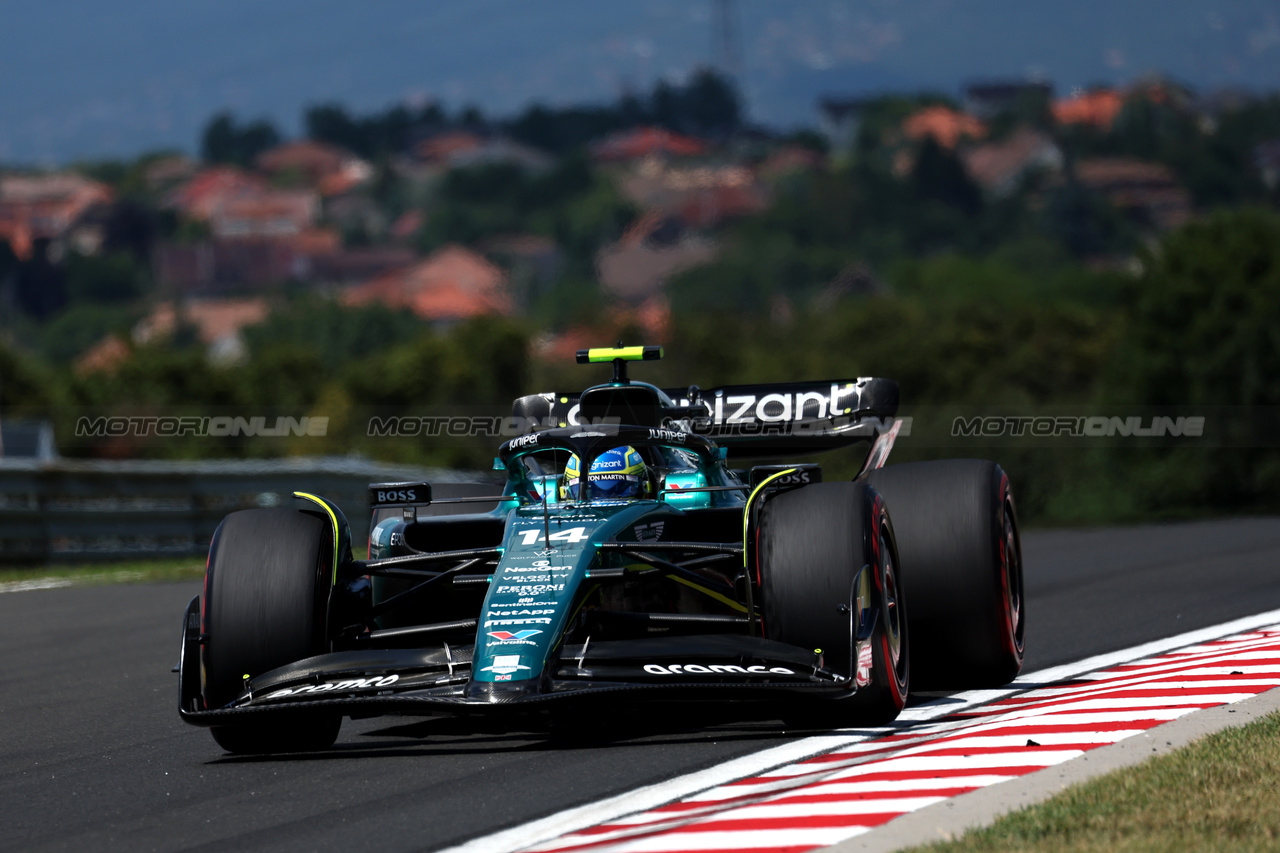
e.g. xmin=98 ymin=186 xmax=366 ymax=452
xmin=176 ymin=346 xmax=1025 ymax=753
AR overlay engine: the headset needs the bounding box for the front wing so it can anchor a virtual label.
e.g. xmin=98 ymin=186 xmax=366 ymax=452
xmin=176 ymin=597 xmax=860 ymax=726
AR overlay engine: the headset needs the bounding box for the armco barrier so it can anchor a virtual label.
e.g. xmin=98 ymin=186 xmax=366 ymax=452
xmin=0 ymin=458 xmax=495 ymax=563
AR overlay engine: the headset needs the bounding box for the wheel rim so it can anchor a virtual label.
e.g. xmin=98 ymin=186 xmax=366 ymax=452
xmin=1001 ymin=499 xmax=1024 ymax=655
xmin=879 ymin=529 xmax=906 ymax=683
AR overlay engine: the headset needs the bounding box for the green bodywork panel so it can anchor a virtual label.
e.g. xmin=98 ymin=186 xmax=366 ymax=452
xmin=473 ymin=500 xmax=677 ymax=683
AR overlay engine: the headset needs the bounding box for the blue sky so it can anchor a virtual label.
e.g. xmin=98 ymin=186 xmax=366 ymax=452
xmin=2 ymin=0 xmax=1278 ymax=164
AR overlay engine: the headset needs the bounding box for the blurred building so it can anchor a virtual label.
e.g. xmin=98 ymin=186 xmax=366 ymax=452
xmin=411 ymin=132 xmax=553 ymax=173
xmin=255 ymin=140 xmax=372 ymax=196
xmin=902 ymin=106 xmax=986 ymax=149
xmin=342 ymin=245 xmax=510 ymax=323
xmin=595 ymin=212 xmax=718 ymax=303
xmin=962 ymin=128 xmax=1063 ymax=197
xmin=963 ymin=81 xmax=1054 ymax=120
xmin=1052 ymin=89 xmax=1124 ymax=130
xmin=818 ymin=97 xmax=875 ymax=154
xmin=133 ymin=298 xmax=270 ymax=364
xmin=0 ymin=172 xmax=113 ymax=260
xmin=590 ymin=127 xmax=708 ymax=162
xmin=1254 ymin=140 xmax=1280 ymax=190
xmin=478 ymin=233 xmax=563 ymax=309
xmin=1075 ymin=159 xmax=1192 ymax=230
xmin=617 ymin=157 xmax=765 ymax=228
xmin=142 ymin=156 xmax=199 ymax=193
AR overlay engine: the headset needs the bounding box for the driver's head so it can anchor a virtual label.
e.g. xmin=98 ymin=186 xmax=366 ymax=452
xmin=563 ymin=446 xmax=649 ymax=500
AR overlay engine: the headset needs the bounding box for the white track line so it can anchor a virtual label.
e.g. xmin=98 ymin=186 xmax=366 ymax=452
xmin=437 ymin=606 xmax=1280 ymax=853
xmin=0 ymin=578 xmax=73 ymax=594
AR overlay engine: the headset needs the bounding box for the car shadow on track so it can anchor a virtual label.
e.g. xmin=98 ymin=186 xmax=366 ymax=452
xmin=204 ymin=693 xmax=995 ymax=763
xmin=205 ymin=708 xmax=812 ymax=763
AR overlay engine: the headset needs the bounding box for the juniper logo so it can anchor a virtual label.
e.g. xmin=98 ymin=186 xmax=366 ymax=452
xmin=75 ymin=416 xmax=328 ymax=438
xmin=951 ymin=416 xmax=1205 ymax=438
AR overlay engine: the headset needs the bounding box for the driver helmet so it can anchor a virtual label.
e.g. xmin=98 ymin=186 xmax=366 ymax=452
xmin=563 ymin=446 xmax=650 ymax=500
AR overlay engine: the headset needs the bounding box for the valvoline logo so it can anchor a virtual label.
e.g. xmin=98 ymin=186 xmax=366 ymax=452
xmin=488 ymin=629 xmax=542 ymax=642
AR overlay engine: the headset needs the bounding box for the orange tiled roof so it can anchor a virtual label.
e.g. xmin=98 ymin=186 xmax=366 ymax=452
xmin=169 ymin=167 xmax=266 ymax=220
xmin=592 ymin=127 xmax=708 ymax=161
xmin=343 ymin=245 xmax=510 ymax=321
xmin=0 ymin=172 xmax=113 ymax=258
xmin=1052 ymin=90 xmax=1124 ymax=129
xmin=256 ymin=140 xmax=349 ymax=176
xmin=1076 ymin=158 xmax=1178 ymax=186
xmin=134 ymin=298 xmax=270 ymax=346
xmin=902 ymin=106 xmax=986 ymax=149
xmin=415 ymin=132 xmax=485 ymax=163
xmin=75 ymin=335 xmax=131 ymax=376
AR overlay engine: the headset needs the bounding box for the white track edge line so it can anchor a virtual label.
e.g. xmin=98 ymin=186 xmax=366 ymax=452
xmin=435 ymin=606 xmax=1280 ymax=853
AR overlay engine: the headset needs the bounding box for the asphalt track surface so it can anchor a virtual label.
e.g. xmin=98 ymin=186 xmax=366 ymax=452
xmin=3 ymin=516 xmax=1279 ymax=853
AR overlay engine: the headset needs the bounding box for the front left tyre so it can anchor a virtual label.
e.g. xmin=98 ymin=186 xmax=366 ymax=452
xmin=757 ymin=481 xmax=909 ymax=727
xmin=202 ymin=507 xmax=342 ymax=753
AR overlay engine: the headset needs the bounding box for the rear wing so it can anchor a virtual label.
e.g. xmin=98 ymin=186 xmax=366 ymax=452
xmin=512 ymin=378 xmax=899 ymax=458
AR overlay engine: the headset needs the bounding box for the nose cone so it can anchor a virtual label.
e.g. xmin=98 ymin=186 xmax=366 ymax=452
xmin=464 ymin=679 xmax=541 ymax=703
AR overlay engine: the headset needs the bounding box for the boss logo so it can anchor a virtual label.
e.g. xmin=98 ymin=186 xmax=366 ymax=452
xmin=368 ymin=481 xmax=432 ymax=506
xmin=749 ymin=465 xmax=822 ymax=489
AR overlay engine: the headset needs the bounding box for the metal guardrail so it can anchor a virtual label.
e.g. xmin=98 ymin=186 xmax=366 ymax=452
xmin=0 ymin=458 xmax=495 ymax=564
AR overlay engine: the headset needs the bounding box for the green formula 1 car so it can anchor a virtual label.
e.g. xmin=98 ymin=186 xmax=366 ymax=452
xmin=176 ymin=346 xmax=1024 ymax=753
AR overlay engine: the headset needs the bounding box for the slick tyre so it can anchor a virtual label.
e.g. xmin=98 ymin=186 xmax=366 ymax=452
xmin=202 ymin=507 xmax=341 ymax=753
xmin=759 ymin=481 xmax=909 ymax=727
xmin=865 ymin=459 xmax=1024 ymax=689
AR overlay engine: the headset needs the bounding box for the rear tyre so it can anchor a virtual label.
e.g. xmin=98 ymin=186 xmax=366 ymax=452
xmin=758 ymin=481 xmax=908 ymax=726
xmin=202 ymin=507 xmax=341 ymax=753
xmin=865 ymin=459 xmax=1024 ymax=689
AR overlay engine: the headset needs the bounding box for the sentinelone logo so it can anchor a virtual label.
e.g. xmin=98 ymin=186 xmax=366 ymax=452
xmin=75 ymin=416 xmax=328 ymax=437
xmin=952 ymin=415 xmax=1205 ymax=438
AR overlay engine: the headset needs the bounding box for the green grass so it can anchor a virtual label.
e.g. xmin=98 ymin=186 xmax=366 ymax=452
xmin=909 ymin=710 xmax=1280 ymax=852
xmin=0 ymin=556 xmax=205 ymax=591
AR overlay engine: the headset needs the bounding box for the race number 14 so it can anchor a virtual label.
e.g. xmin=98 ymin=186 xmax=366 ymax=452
xmin=517 ymin=526 xmax=589 ymax=546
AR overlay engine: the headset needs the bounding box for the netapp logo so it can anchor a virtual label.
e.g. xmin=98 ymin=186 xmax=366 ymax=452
xmin=642 ymin=664 xmax=796 ymax=675
xmin=263 ymin=674 xmax=399 ymax=699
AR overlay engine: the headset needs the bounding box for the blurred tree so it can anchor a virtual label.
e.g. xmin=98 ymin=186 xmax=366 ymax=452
xmin=241 ymin=298 xmax=427 ymax=372
xmin=14 ymin=239 xmax=67 ymax=319
xmin=0 ymin=340 xmax=61 ymax=415
xmin=1104 ymin=207 xmax=1280 ymax=510
xmin=305 ymin=103 xmax=364 ymax=153
xmin=678 ymin=68 xmax=741 ymax=136
xmin=200 ymin=112 xmax=281 ymax=166
xmin=912 ymin=137 xmax=981 ymax=214
xmin=101 ymin=200 xmax=156 ymax=262
xmin=64 ymin=252 xmax=149 ymax=304
xmin=33 ymin=303 xmax=140 ymax=363
xmin=1111 ymin=207 xmax=1280 ymax=408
